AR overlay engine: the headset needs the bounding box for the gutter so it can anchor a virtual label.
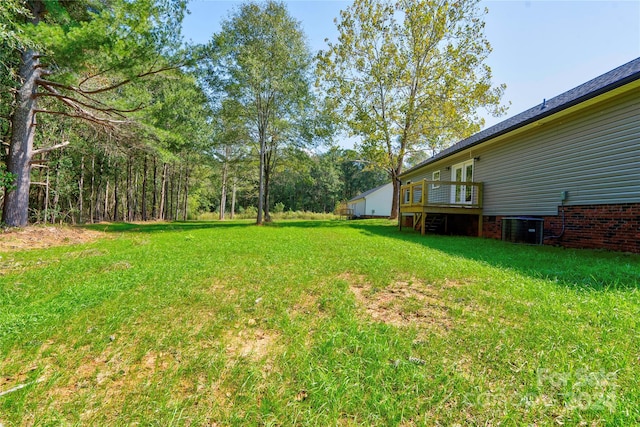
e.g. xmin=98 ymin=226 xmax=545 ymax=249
xmin=400 ymin=65 xmax=640 ymax=179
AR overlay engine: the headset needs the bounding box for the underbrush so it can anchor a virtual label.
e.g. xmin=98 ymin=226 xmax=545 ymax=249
xmin=197 ymin=210 xmax=339 ymax=221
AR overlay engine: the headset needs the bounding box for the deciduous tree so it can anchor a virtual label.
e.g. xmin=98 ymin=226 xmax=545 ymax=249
xmin=205 ymin=1 xmax=316 ymax=224
xmin=317 ymin=0 xmax=507 ymax=219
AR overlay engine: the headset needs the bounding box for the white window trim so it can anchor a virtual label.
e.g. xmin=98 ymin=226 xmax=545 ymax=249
xmin=403 ymin=181 xmax=411 ymax=203
xmin=431 ymin=170 xmax=441 ymax=189
xmin=450 ymin=160 xmax=475 ymax=204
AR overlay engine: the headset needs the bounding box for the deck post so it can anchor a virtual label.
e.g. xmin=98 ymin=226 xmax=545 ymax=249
xmin=421 ymin=212 xmax=426 ymax=236
xmin=478 ymin=214 xmax=483 ymax=237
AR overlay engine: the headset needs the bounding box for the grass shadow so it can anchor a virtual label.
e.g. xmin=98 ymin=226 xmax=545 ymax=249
xmin=343 ymin=220 xmax=640 ymax=291
xmin=80 ymin=219 xmax=639 ymax=291
xmin=81 ymin=220 xmax=255 ymax=234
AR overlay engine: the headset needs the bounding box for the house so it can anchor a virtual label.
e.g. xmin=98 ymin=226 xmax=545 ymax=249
xmin=348 ymin=183 xmax=393 ymax=218
xmin=399 ymin=57 xmax=640 ymax=253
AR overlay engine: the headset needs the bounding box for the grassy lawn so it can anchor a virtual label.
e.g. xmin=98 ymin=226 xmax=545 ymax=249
xmin=1 ymin=219 xmax=639 ymax=425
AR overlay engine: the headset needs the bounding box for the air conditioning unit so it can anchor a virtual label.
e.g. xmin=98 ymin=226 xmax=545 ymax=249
xmin=501 ymin=217 xmax=544 ymax=245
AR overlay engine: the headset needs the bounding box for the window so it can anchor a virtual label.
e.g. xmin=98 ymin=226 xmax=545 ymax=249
xmin=403 ymin=181 xmax=411 ymax=204
xmin=451 ymin=160 xmax=474 ymax=204
xmin=432 ymin=170 xmax=441 ymax=189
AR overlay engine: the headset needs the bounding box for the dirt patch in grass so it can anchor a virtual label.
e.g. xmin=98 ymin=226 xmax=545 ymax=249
xmin=289 ymin=291 xmax=319 ymax=318
xmin=345 ymin=274 xmax=453 ymax=332
xmin=0 ymin=226 xmax=105 ymax=251
xmin=0 ymin=364 xmax=39 ymax=393
xmin=225 ymin=327 xmax=279 ymax=361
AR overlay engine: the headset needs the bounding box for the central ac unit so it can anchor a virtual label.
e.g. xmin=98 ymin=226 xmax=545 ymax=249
xmin=501 ymin=217 xmax=544 ymax=245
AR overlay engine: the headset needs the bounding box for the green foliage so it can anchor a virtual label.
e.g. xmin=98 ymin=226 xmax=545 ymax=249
xmin=317 ymin=0 xmax=507 ymax=177
xmin=1 ymin=0 xmax=211 ymax=226
xmin=267 ymin=147 xmax=388 ymax=214
xmin=204 ymin=1 xmax=322 ymax=223
xmin=272 ymin=202 xmax=285 ymax=214
xmin=136 ymin=69 xmax=213 ymax=153
xmin=22 ymin=0 xmax=188 ymax=75
xmin=241 ymin=205 xmax=258 ymax=217
xmin=0 ymin=221 xmax=638 ymax=424
xmin=0 ymin=0 xmax=31 ymax=50
xmin=0 ymin=164 xmax=16 ymax=192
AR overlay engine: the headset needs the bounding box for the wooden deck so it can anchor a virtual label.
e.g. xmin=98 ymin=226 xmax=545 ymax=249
xmin=400 ymin=180 xmax=483 ymax=236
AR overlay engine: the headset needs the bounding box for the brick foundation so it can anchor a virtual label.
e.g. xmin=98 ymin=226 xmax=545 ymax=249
xmin=482 ymin=203 xmax=640 ymax=253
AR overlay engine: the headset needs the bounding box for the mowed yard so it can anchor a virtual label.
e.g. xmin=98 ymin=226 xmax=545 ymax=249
xmin=1 ymin=220 xmax=639 ymax=426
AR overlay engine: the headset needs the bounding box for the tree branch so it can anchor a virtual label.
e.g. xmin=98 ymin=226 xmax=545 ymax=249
xmin=32 ymin=141 xmax=70 ymax=156
xmin=37 ymin=78 xmax=113 ymax=110
xmin=77 ymin=65 xmax=178 ymax=95
xmin=33 ymin=109 xmax=128 ymax=127
xmin=36 ymin=62 xmax=176 ymax=98
xmin=77 ymin=51 xmax=155 ymax=88
xmin=37 ymin=82 xmax=143 ymax=128
xmin=35 ymin=89 xmax=133 ymax=118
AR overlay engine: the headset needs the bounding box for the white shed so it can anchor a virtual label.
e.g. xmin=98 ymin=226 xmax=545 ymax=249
xmin=347 ymin=183 xmax=393 ymax=218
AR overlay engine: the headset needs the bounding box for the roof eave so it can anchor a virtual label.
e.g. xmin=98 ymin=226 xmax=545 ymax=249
xmin=399 ymin=65 xmax=640 ymax=179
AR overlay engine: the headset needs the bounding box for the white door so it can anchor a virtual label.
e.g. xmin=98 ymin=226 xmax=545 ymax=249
xmin=451 ymin=160 xmax=474 ymax=204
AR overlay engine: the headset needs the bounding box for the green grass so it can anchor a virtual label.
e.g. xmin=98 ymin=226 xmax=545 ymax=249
xmin=1 ymin=219 xmax=639 ymax=425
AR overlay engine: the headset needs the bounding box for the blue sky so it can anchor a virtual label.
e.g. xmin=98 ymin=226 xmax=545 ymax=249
xmin=182 ymin=0 xmax=640 ymax=141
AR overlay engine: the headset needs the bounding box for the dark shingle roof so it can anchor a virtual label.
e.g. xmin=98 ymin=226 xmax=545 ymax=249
xmin=400 ymin=57 xmax=640 ymax=177
xmin=348 ymin=182 xmax=392 ymax=202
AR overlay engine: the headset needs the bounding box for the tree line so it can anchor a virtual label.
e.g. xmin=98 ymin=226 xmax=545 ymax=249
xmin=1 ymin=0 xmax=505 ymax=226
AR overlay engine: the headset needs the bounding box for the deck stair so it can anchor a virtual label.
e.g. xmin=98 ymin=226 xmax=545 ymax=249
xmin=413 ymin=213 xmax=445 ymax=234
xmin=413 ymin=213 xmax=423 ymax=231
xmin=425 ymin=214 xmax=445 ymax=233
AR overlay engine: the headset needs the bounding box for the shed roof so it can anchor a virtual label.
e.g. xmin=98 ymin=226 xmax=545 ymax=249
xmin=400 ymin=57 xmax=640 ymax=177
xmin=348 ymin=182 xmax=392 ymax=203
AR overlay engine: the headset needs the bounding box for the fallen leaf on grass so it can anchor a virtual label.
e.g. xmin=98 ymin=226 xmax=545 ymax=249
xmin=295 ymin=390 xmax=308 ymax=402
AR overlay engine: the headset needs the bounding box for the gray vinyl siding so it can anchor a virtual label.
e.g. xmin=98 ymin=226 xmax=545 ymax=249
xmin=475 ymin=89 xmax=639 ymax=216
xmin=402 ymin=88 xmax=640 ymax=216
xmin=404 ymin=167 xmax=450 ymax=205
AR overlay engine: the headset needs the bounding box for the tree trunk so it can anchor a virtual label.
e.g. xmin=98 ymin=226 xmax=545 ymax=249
xmin=264 ymin=167 xmax=271 ymax=222
xmin=133 ymin=163 xmax=139 ymax=221
xmin=230 ymin=177 xmax=237 ymax=220
xmin=51 ymin=159 xmax=60 ymax=224
xmin=68 ymin=198 xmax=76 ymax=225
xmin=78 ymin=156 xmax=84 ymax=223
xmin=174 ymin=162 xmax=181 ymax=220
xmin=257 ymin=139 xmax=265 ymax=225
xmin=159 ymin=162 xmax=167 ymax=220
xmin=263 ymin=145 xmax=274 ymax=222
xmin=34 ymin=162 xmax=45 ymax=218
xmin=390 ymin=169 xmax=400 ymax=220
xmin=152 ymin=156 xmax=158 ymax=219
xmin=44 ymin=167 xmax=50 ymax=224
xmin=2 ymin=50 xmax=41 ymax=226
xmin=90 ymin=155 xmax=96 ymax=223
xmin=141 ymin=155 xmax=148 ymax=221
xmin=126 ymin=156 xmax=133 ymax=221
xmin=182 ymin=164 xmax=189 ymax=221
xmin=100 ymin=157 xmax=107 ymax=222
xmin=167 ymin=164 xmax=173 ymax=220
xmin=219 ymin=156 xmax=228 ymax=220
xmin=113 ymin=161 xmax=119 ymax=222
xmin=104 ymin=176 xmax=109 ymax=221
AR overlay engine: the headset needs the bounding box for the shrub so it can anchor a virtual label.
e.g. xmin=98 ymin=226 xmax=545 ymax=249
xmin=273 ymin=202 xmax=285 ymax=214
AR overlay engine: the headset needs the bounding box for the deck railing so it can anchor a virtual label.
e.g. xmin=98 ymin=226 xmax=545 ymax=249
xmin=400 ymin=180 xmax=483 ymax=210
